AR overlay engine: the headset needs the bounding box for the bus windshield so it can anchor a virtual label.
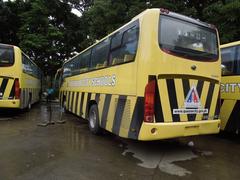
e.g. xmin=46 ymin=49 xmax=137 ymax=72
xmin=0 ymin=45 xmax=14 ymax=66
xmin=159 ymin=15 xmax=218 ymax=61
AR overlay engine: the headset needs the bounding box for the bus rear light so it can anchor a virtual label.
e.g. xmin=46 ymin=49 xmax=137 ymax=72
xmin=15 ymin=78 xmax=21 ymax=99
xmin=144 ymin=80 xmax=156 ymax=123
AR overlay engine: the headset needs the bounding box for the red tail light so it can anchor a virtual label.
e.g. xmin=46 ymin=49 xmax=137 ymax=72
xmin=144 ymin=80 xmax=156 ymax=123
xmin=15 ymin=78 xmax=21 ymax=99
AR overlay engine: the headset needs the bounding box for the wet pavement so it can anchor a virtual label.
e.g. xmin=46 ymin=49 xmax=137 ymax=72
xmin=0 ymin=103 xmax=240 ymax=180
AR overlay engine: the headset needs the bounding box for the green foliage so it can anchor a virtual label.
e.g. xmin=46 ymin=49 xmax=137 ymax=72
xmin=203 ymin=0 xmax=240 ymax=43
xmin=0 ymin=0 xmax=239 ymax=75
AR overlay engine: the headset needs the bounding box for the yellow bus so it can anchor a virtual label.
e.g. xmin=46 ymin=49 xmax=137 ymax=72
xmin=59 ymin=8 xmax=221 ymax=140
xmin=220 ymin=40 xmax=240 ymax=134
xmin=0 ymin=43 xmax=42 ymax=110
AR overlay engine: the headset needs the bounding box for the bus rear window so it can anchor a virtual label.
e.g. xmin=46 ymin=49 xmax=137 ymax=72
xmin=0 ymin=46 xmax=14 ymax=66
xmin=159 ymin=15 xmax=218 ymax=61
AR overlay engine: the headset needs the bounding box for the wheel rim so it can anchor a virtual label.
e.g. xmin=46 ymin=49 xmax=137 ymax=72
xmin=89 ymin=110 xmax=96 ymax=129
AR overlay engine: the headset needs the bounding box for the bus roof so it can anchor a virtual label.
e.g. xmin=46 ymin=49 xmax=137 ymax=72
xmin=220 ymin=40 xmax=240 ymax=48
xmin=0 ymin=43 xmax=15 ymax=49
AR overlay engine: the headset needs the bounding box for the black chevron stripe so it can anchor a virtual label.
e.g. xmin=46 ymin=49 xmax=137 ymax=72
xmin=112 ymin=95 xmax=127 ymax=135
xmin=225 ymin=100 xmax=240 ymax=133
xmin=155 ymin=80 xmax=164 ymax=122
xmin=167 ymin=79 xmax=180 ymax=122
xmin=128 ymin=97 xmax=144 ymax=139
xmin=85 ymin=93 xmax=91 ymax=118
xmin=203 ymin=82 xmax=215 ymax=120
xmin=214 ymin=90 xmax=221 ymax=119
xmin=101 ymin=94 xmax=112 ymax=129
xmin=0 ymin=79 xmax=8 ymax=99
xmin=9 ymin=79 xmax=15 ymax=99
xmin=80 ymin=92 xmax=85 ymax=116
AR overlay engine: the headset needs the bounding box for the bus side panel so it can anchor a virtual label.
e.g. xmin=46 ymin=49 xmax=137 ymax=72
xmin=61 ymin=89 xmax=200 ymax=141
xmin=20 ymin=52 xmax=42 ymax=109
xmin=220 ymin=76 xmax=240 ymax=133
xmin=60 ymin=88 xmax=145 ymax=139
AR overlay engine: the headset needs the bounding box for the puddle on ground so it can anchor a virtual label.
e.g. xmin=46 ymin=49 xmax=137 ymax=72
xmin=122 ymin=141 xmax=212 ymax=177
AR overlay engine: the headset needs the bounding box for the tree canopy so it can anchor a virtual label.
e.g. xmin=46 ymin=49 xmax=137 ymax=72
xmin=0 ymin=0 xmax=239 ymax=75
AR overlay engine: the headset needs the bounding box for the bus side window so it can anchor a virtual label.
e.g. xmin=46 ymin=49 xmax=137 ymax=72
xmin=221 ymin=46 xmax=236 ymax=76
xmin=79 ymin=50 xmax=91 ymax=73
xmin=91 ymin=38 xmax=110 ymax=70
xmin=122 ymin=26 xmax=139 ymax=62
xmin=63 ymin=63 xmax=71 ymax=78
xmin=236 ymin=46 xmax=240 ymax=74
xmin=110 ymin=23 xmax=139 ymax=65
xmin=71 ymin=57 xmax=80 ymax=76
xmin=110 ymin=32 xmax=123 ymax=65
xmin=22 ymin=54 xmax=33 ymax=75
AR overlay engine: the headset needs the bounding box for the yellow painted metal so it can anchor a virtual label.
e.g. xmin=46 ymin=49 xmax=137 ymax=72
xmin=220 ymin=100 xmax=236 ymax=130
xmin=220 ymin=41 xmax=240 ymax=131
xmin=138 ymin=120 xmax=220 ymax=141
xmin=0 ymin=100 xmax=20 ymax=108
xmin=60 ymin=9 xmax=221 ymax=140
xmin=0 ymin=45 xmax=41 ymax=109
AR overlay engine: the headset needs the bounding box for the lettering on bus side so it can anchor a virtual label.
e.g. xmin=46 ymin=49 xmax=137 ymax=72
xmin=68 ymin=74 xmax=116 ymax=87
xmin=221 ymin=83 xmax=240 ymax=93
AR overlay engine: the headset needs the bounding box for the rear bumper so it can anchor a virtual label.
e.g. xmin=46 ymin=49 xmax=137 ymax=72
xmin=0 ymin=100 xmax=20 ymax=108
xmin=138 ymin=120 xmax=220 ymax=141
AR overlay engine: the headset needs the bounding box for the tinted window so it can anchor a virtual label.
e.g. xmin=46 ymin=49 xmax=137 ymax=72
xmin=22 ymin=54 xmax=41 ymax=78
xmin=22 ymin=54 xmax=33 ymax=75
xmin=63 ymin=62 xmax=72 ymax=78
xmin=236 ymin=46 xmax=240 ymax=74
xmin=80 ymin=50 xmax=91 ymax=72
xmin=159 ymin=15 xmax=218 ymax=61
xmin=0 ymin=46 xmax=14 ymax=66
xmin=221 ymin=46 xmax=236 ymax=75
xmin=110 ymin=22 xmax=139 ymax=65
xmin=63 ymin=50 xmax=91 ymax=78
xmin=91 ymin=38 xmax=110 ymax=69
xmin=111 ymin=33 xmax=122 ymax=50
xmin=62 ymin=20 xmax=139 ymax=78
xmin=71 ymin=56 xmax=81 ymax=76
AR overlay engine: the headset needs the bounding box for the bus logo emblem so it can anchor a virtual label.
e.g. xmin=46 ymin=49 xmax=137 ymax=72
xmin=184 ymin=86 xmax=201 ymax=108
xmin=173 ymin=85 xmax=208 ymax=114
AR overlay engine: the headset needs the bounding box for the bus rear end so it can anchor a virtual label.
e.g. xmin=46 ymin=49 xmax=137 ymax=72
xmin=0 ymin=44 xmax=21 ymax=108
xmin=137 ymin=9 xmax=221 ymax=140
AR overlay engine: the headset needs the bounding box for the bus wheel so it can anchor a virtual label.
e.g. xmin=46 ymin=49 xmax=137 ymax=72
xmin=88 ymin=104 xmax=101 ymax=134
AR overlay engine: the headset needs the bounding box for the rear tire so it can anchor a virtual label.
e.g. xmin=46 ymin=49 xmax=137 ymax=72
xmin=88 ymin=104 xmax=101 ymax=134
